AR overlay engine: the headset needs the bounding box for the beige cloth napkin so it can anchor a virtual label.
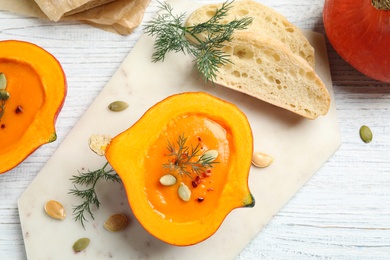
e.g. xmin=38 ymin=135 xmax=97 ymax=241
xmin=0 ymin=0 xmax=151 ymax=35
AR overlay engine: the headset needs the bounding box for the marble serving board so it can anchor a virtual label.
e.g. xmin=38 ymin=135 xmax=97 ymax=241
xmin=18 ymin=0 xmax=341 ymax=259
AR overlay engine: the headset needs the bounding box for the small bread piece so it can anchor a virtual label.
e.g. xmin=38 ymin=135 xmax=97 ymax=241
xmin=214 ymin=31 xmax=330 ymax=119
xmin=185 ymin=0 xmax=315 ymax=67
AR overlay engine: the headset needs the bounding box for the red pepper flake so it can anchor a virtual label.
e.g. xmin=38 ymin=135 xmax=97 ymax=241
xmin=1 ymin=124 xmax=5 ymax=129
xmin=15 ymin=106 xmax=23 ymax=114
xmin=207 ymin=188 xmax=214 ymax=192
xmin=198 ymin=136 xmax=202 ymax=142
xmin=203 ymin=170 xmax=212 ymax=177
xmin=197 ymin=197 xmax=204 ymax=202
xmin=192 ymin=176 xmax=202 ymax=188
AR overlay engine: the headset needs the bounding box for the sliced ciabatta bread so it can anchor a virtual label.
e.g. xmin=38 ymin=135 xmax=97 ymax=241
xmin=185 ymin=0 xmax=315 ymax=68
xmin=214 ymin=31 xmax=330 ymax=119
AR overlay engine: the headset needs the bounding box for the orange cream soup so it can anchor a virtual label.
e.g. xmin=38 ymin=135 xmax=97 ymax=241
xmin=0 ymin=59 xmax=44 ymax=153
xmin=144 ymin=114 xmax=231 ymax=222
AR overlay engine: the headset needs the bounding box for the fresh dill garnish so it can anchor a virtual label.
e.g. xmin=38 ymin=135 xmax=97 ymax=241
xmin=69 ymin=162 xmax=121 ymax=229
xmin=144 ymin=0 xmax=253 ymax=82
xmin=0 ymin=99 xmax=6 ymax=120
xmin=163 ymin=134 xmax=218 ymax=177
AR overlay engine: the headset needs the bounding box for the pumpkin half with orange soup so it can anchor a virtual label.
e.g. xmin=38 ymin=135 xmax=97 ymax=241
xmin=105 ymin=92 xmax=255 ymax=246
xmin=0 ymin=40 xmax=66 ymax=174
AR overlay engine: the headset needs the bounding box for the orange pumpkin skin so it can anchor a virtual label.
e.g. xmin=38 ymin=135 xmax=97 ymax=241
xmin=105 ymin=92 xmax=255 ymax=246
xmin=323 ymin=0 xmax=390 ymax=83
xmin=0 ymin=40 xmax=67 ymax=174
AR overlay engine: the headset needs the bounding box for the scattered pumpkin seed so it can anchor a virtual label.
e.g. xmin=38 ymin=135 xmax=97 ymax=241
xmin=104 ymin=213 xmax=128 ymax=232
xmin=199 ymin=149 xmax=218 ymax=163
xmin=252 ymin=152 xmax=273 ymax=168
xmin=159 ymin=174 xmax=177 ymax=186
xmin=0 ymin=73 xmax=6 ymax=89
xmin=178 ymin=182 xmax=191 ymax=202
xmin=44 ymin=200 xmax=66 ymax=220
xmin=72 ymin=237 xmax=90 ymax=252
xmin=360 ymin=125 xmax=373 ymax=143
xmin=108 ymin=101 xmax=129 ymax=112
xmin=88 ymin=134 xmax=112 ymax=156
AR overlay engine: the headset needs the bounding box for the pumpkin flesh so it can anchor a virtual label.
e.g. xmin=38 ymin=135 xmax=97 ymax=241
xmin=0 ymin=59 xmax=44 ymax=153
xmin=323 ymin=0 xmax=390 ymax=82
xmin=105 ymin=92 xmax=254 ymax=246
xmin=144 ymin=114 xmax=230 ymax=222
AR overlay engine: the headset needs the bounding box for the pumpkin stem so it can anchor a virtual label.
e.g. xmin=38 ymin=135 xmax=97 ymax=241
xmin=372 ymin=0 xmax=390 ymax=10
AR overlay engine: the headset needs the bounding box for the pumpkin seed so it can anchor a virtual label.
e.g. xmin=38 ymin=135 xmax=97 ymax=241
xmin=72 ymin=237 xmax=90 ymax=252
xmin=360 ymin=125 xmax=373 ymax=143
xmin=178 ymin=183 xmax=191 ymax=202
xmin=0 ymin=90 xmax=10 ymax=101
xmin=0 ymin=73 xmax=6 ymax=90
xmin=104 ymin=213 xmax=128 ymax=232
xmin=199 ymin=149 xmax=218 ymax=164
xmin=44 ymin=200 xmax=66 ymax=220
xmin=252 ymin=152 xmax=273 ymax=168
xmin=108 ymin=101 xmax=129 ymax=112
xmin=88 ymin=134 xmax=112 ymax=156
xmin=159 ymin=174 xmax=177 ymax=186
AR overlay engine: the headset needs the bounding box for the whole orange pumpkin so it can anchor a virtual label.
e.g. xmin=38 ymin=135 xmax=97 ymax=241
xmin=323 ymin=0 xmax=390 ymax=83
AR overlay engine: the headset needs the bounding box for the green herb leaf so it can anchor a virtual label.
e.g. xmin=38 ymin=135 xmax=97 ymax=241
xmin=69 ymin=162 xmax=121 ymax=229
xmin=144 ymin=0 xmax=253 ymax=82
xmin=163 ymin=134 xmax=219 ymax=177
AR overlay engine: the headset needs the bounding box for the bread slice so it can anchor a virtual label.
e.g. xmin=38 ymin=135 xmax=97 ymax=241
xmin=213 ymin=31 xmax=330 ymax=119
xmin=185 ymin=0 xmax=315 ymax=68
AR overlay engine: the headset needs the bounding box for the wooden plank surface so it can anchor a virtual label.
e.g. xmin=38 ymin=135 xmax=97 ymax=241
xmin=1 ymin=0 xmax=390 ymax=259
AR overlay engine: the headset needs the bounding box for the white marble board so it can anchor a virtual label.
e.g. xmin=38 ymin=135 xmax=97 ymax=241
xmin=18 ymin=0 xmax=341 ymax=259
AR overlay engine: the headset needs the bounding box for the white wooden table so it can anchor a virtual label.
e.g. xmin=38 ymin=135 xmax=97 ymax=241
xmin=1 ymin=0 xmax=390 ymax=259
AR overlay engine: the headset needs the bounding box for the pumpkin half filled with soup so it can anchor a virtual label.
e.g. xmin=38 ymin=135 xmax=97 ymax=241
xmin=0 ymin=40 xmax=66 ymax=174
xmin=105 ymin=92 xmax=255 ymax=246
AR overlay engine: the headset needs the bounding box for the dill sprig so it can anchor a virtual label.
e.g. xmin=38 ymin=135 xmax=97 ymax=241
xmin=163 ymin=134 xmax=218 ymax=177
xmin=144 ymin=0 xmax=253 ymax=82
xmin=69 ymin=162 xmax=121 ymax=229
xmin=0 ymin=99 xmax=6 ymax=120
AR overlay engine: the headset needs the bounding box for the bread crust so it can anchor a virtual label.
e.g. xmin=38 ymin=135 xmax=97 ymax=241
xmin=185 ymin=0 xmax=315 ymax=68
xmin=214 ymin=31 xmax=330 ymax=119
